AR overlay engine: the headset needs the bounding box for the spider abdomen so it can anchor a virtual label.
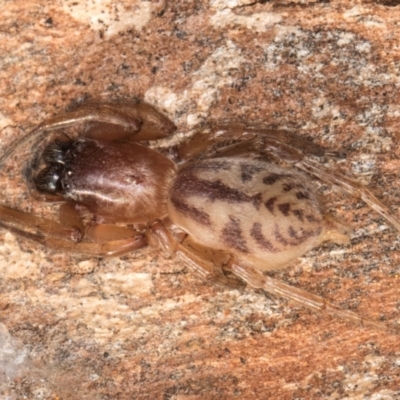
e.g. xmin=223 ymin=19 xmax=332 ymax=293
xmin=168 ymin=158 xmax=327 ymax=271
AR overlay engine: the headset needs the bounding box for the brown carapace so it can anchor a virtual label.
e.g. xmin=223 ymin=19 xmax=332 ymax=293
xmin=0 ymin=101 xmax=399 ymax=333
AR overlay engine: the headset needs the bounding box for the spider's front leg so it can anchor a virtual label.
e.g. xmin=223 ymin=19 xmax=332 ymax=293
xmin=0 ymin=203 xmax=147 ymax=257
xmin=0 ymin=101 xmax=176 ymax=167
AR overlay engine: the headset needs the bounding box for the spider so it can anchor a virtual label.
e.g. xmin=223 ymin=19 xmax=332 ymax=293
xmin=0 ymin=101 xmax=398 ymax=333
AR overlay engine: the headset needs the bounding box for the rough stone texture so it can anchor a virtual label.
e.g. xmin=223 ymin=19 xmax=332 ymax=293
xmin=1 ymin=0 xmax=400 ymax=399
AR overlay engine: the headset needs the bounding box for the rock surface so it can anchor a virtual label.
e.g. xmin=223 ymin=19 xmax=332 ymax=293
xmin=1 ymin=0 xmax=400 ymax=399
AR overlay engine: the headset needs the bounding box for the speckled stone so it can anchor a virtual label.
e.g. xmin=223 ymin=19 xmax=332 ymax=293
xmin=1 ymin=0 xmax=400 ymax=399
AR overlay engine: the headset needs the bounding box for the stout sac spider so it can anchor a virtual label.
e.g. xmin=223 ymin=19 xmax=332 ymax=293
xmin=0 ymin=101 xmax=399 ymax=333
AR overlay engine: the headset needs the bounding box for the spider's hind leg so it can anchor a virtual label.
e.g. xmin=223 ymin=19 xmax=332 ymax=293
xmin=149 ymin=218 xmax=398 ymax=334
xmin=229 ymin=260 xmax=400 ymax=334
xmin=296 ymin=160 xmax=400 ymax=234
xmin=187 ymin=124 xmax=400 ymax=235
xmin=175 ymin=123 xmax=340 ymax=162
xmin=255 ymin=129 xmax=400 ymax=234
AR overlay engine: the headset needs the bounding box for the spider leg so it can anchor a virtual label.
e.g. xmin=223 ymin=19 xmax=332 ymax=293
xmin=0 ymin=203 xmax=147 ymax=257
xmin=79 ymin=102 xmax=176 ymax=141
xmin=229 ymin=261 xmax=400 ymax=334
xmin=59 ymin=203 xmax=146 ymax=244
xmin=179 ymin=123 xmax=400 ymax=234
xmin=0 ymin=102 xmax=176 ymax=167
xmin=259 ymin=132 xmax=400 ymax=233
xmin=254 ymin=132 xmax=400 ymax=234
xmin=0 ymin=204 xmax=81 ymax=242
xmin=85 ymin=224 xmax=146 ymax=244
xmin=297 ymin=160 xmax=400 ymax=234
xmin=34 ymin=102 xmax=175 ymax=141
xmin=9 ymin=228 xmax=147 ymax=257
xmin=60 ymin=203 xmax=148 ymax=256
xmin=149 ymin=220 xmax=398 ymax=333
xmin=175 ymin=123 xmax=340 ymax=162
xmin=149 ymin=221 xmax=245 ymax=288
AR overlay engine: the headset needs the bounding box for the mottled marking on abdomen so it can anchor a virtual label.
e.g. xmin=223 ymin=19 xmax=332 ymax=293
xmin=168 ymin=158 xmax=326 ymax=271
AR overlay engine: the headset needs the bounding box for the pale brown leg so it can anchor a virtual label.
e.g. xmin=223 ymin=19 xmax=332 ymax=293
xmin=80 ymin=102 xmax=176 ymax=141
xmin=175 ymin=125 xmax=254 ymax=161
xmin=59 ymin=203 xmax=85 ymax=233
xmin=175 ymin=124 xmax=340 ymax=162
xmin=297 ymin=160 xmax=400 ymax=234
xmin=0 ymin=102 xmax=176 ymax=167
xmin=259 ymin=134 xmax=400 ymax=234
xmin=0 ymin=204 xmax=81 ymax=242
xmin=6 ymin=226 xmax=147 ymax=257
xmin=178 ymin=124 xmax=400 ymax=235
xmin=0 ymin=203 xmax=147 ymax=257
xmin=244 ymin=132 xmax=400 ymax=234
xmin=34 ymin=102 xmax=175 ymax=140
xmin=60 ymin=204 xmax=148 ymax=255
xmin=85 ymin=224 xmax=144 ymax=244
xmin=37 ymin=103 xmax=141 ymax=134
xmin=149 ymin=220 xmax=398 ymax=333
xmin=229 ymin=261 xmax=400 ymax=334
xmin=59 ymin=203 xmax=144 ymax=244
xmin=148 ymin=221 xmax=244 ymax=288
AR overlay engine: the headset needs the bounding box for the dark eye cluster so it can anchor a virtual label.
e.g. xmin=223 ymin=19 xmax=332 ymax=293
xmin=33 ymin=139 xmax=71 ymax=194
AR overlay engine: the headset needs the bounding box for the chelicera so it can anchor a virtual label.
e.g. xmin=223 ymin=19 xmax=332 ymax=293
xmin=0 ymin=101 xmax=399 ymax=333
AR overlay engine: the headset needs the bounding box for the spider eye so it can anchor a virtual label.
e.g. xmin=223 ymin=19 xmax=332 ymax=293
xmin=41 ymin=139 xmax=70 ymax=165
xmin=33 ymin=165 xmax=63 ymax=194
